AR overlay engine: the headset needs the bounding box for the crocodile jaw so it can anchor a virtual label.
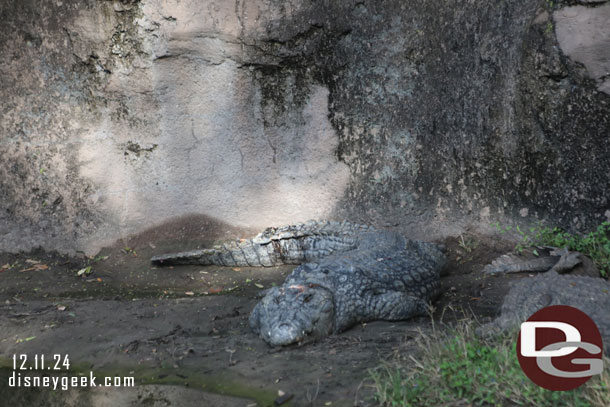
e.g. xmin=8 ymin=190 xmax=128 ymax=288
xmin=265 ymin=322 xmax=305 ymax=346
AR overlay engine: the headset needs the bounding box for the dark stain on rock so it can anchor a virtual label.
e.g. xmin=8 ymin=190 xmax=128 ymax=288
xmin=250 ymin=0 xmax=610 ymax=232
xmin=124 ymin=141 xmax=158 ymax=157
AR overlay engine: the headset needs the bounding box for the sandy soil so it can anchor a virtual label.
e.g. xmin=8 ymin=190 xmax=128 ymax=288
xmin=0 ymin=225 xmax=531 ymax=407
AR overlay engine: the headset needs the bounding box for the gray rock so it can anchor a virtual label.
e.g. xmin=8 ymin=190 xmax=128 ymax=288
xmin=554 ymin=4 xmax=610 ymax=96
xmin=2 ymin=1 xmax=610 ymax=255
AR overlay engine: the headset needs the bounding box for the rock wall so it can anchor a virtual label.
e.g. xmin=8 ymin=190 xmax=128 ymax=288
xmin=1 ymin=0 xmax=609 ymax=254
xmin=0 ymin=0 xmax=350 ymax=253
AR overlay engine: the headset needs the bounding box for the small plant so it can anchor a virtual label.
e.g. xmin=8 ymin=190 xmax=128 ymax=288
xmin=121 ymin=247 xmax=138 ymax=257
xmin=76 ymin=266 xmax=93 ymax=277
xmin=457 ymin=234 xmax=478 ymax=253
xmin=369 ymin=319 xmax=610 ymax=406
xmin=92 ymin=254 xmax=109 ymax=262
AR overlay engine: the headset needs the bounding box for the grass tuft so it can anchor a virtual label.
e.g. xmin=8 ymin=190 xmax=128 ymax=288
xmin=369 ymin=319 xmax=610 ymax=407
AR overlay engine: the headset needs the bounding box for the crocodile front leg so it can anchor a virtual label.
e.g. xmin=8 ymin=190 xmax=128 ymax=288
xmin=368 ymin=292 xmax=430 ymax=321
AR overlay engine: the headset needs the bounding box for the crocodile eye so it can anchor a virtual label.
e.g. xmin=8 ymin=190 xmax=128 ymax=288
xmin=274 ymin=296 xmax=281 ymax=305
xmin=303 ymin=293 xmax=313 ymax=303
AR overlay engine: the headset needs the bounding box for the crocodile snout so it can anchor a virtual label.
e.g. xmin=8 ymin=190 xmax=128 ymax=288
xmin=267 ymin=323 xmax=303 ymax=346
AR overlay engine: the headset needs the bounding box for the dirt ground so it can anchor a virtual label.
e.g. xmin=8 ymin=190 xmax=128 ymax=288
xmin=0 ymin=221 xmax=533 ymax=407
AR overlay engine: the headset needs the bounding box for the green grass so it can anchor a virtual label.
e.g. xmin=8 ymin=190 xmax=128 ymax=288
xmin=369 ymin=320 xmax=610 ymax=407
xmin=493 ymin=221 xmax=610 ymax=277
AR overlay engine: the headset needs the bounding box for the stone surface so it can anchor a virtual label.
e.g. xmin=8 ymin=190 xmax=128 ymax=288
xmin=554 ymin=4 xmax=610 ymax=95
xmin=0 ymin=0 xmax=349 ymax=254
xmin=1 ymin=0 xmax=609 ymax=254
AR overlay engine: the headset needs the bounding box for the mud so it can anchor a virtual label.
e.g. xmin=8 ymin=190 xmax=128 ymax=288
xmin=0 ymin=232 xmax=531 ymax=406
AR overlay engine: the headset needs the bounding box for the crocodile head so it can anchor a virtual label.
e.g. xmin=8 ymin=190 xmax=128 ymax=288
xmin=249 ymin=284 xmax=335 ymax=346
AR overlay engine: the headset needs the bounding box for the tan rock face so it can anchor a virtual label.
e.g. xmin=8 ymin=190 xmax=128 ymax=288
xmin=0 ymin=0 xmax=348 ymax=254
xmin=2 ymin=0 xmax=610 ymax=254
xmin=554 ymin=4 xmax=610 ymax=95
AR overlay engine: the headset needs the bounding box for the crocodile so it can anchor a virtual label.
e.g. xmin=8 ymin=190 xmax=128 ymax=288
xmin=151 ymin=220 xmax=447 ymax=346
xmin=478 ymin=271 xmax=610 ymax=353
xmin=483 ymin=247 xmax=596 ymax=276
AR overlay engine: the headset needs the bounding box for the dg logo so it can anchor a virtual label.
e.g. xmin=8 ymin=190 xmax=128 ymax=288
xmin=517 ymin=305 xmax=604 ymax=391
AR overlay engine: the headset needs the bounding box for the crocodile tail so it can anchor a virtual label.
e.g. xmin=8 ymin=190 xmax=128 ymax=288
xmin=151 ymin=239 xmax=280 ymax=267
xmin=151 ymin=220 xmax=370 ymax=267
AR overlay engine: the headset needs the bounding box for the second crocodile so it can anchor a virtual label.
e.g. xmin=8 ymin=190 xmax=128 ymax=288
xmin=478 ymin=271 xmax=610 ymax=353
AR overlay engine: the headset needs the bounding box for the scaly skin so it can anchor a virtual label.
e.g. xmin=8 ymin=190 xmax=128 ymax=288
xmin=478 ymin=271 xmax=610 ymax=353
xmin=151 ymin=220 xmax=371 ymax=267
xmin=151 ymin=220 xmax=447 ymax=346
